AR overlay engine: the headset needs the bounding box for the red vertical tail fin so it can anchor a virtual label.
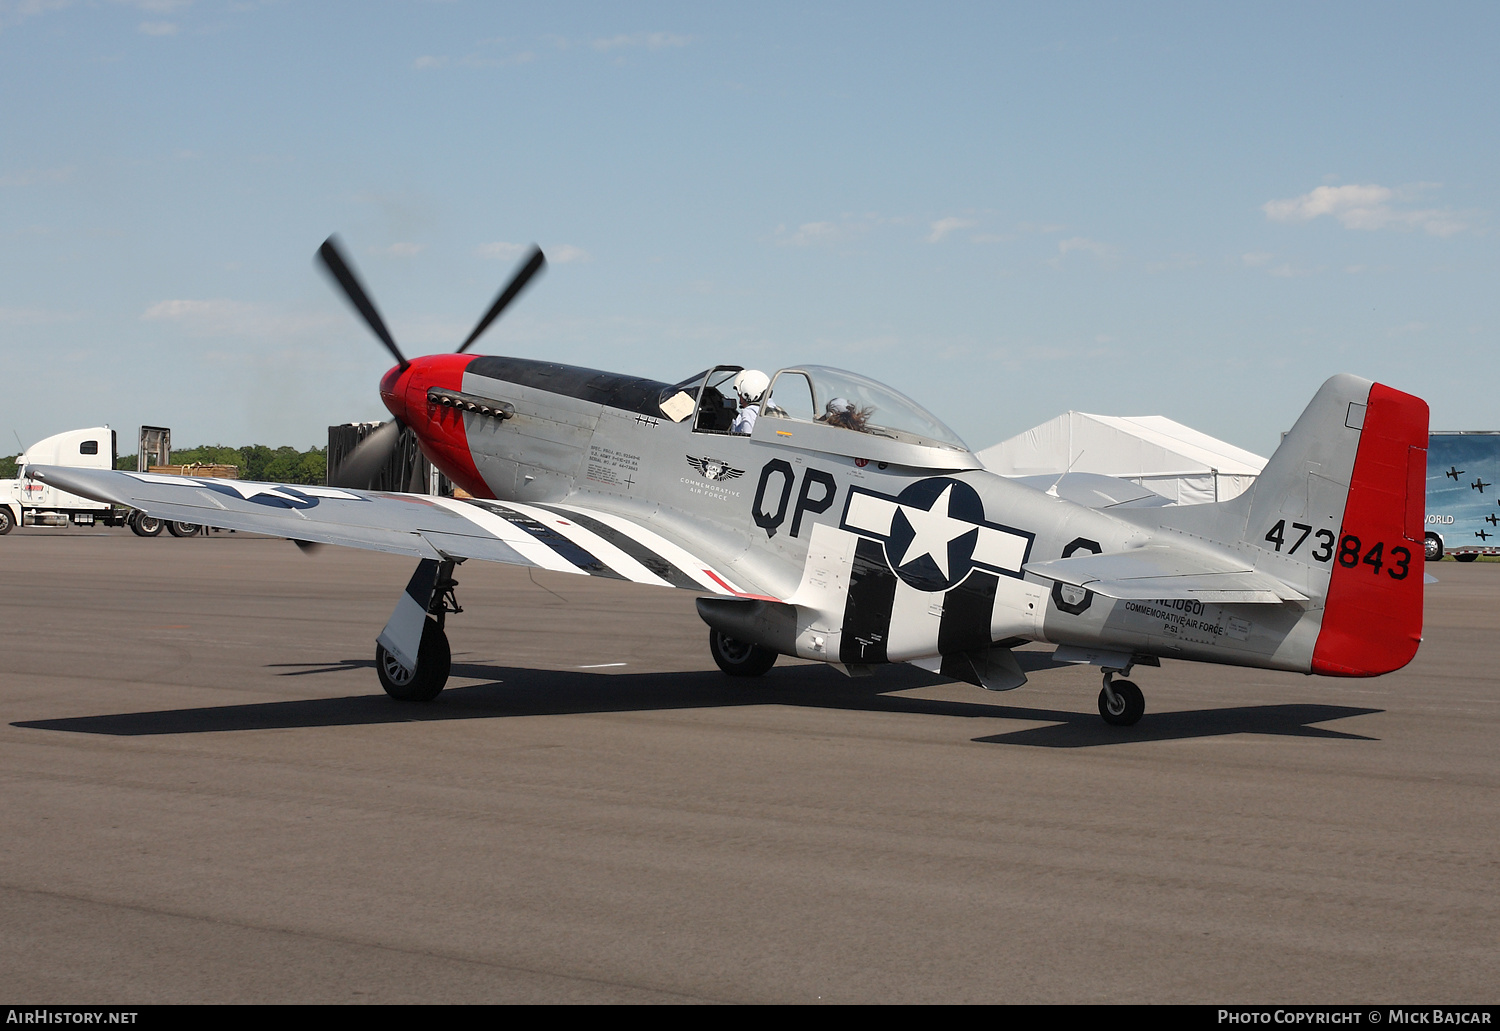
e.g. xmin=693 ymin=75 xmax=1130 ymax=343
xmin=1311 ymin=382 xmax=1429 ymax=676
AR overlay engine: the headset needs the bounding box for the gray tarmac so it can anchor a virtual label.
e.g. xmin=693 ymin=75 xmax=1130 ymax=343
xmin=1 ymin=526 xmax=1496 ymax=1003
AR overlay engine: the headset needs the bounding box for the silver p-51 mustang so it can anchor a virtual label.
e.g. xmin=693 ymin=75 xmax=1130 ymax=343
xmin=31 ymin=240 xmax=1429 ymax=726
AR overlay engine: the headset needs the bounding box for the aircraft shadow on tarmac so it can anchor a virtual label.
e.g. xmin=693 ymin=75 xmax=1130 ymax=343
xmin=13 ymin=658 xmax=1382 ymax=747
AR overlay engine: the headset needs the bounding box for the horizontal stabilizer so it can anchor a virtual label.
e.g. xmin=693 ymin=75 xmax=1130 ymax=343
xmin=1025 ymin=546 xmax=1307 ymax=605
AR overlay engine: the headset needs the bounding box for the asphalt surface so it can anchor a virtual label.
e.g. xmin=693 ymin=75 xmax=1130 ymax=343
xmin=1 ymin=526 xmax=1495 ymax=1003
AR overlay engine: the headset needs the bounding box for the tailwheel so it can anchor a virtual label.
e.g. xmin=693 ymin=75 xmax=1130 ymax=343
xmin=376 ymin=617 xmax=451 ymax=702
xmin=1098 ymin=677 xmax=1145 ymax=726
xmin=709 ymin=628 xmax=778 ymax=677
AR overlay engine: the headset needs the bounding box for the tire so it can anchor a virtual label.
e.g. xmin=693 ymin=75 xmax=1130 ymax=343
xmin=375 ymin=618 xmax=451 ymax=702
xmin=1455 ymin=553 xmax=1479 ymax=563
xmin=1098 ymin=679 xmax=1145 ymax=727
xmin=1424 ymin=533 xmax=1443 ymax=562
xmin=166 ymin=521 xmax=202 ymax=537
xmin=708 ymin=628 xmax=778 ymax=677
xmin=130 ymin=513 xmax=164 ymax=537
xmin=0 ymin=507 xmax=13 ymax=535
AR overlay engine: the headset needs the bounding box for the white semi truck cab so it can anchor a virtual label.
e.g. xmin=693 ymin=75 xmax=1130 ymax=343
xmin=0 ymin=427 xmax=127 ymax=533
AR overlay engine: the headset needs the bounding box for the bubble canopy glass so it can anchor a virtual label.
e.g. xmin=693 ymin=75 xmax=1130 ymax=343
xmin=761 ymin=365 xmax=969 ymax=452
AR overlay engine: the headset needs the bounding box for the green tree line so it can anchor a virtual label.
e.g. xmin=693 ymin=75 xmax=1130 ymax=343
xmin=112 ymin=444 xmax=328 ymax=485
xmin=1 ymin=445 xmax=326 ymax=483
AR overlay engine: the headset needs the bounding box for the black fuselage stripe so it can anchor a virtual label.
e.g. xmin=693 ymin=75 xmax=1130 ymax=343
xmin=532 ymin=505 xmax=702 ymax=590
xmin=841 ymin=538 xmax=897 ymax=664
xmin=473 ymin=501 xmax=627 ymax=580
xmin=939 ymin=571 xmax=998 ymax=655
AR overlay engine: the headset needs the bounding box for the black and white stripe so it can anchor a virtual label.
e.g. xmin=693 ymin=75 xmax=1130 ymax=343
xmin=425 ymin=495 xmax=745 ymax=596
xmin=837 ymin=549 xmax=1002 ymax=664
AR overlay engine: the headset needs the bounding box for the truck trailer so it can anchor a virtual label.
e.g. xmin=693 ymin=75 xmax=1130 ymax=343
xmin=1425 ymin=431 xmax=1500 ymax=561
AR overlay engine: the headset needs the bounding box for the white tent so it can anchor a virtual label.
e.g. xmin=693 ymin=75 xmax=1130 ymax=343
xmin=977 ymin=412 xmax=1267 ymax=505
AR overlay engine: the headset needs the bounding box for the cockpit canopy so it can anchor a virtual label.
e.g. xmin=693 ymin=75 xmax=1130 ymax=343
xmin=663 ymin=364 xmax=973 ymax=466
xmin=759 ymin=365 xmax=968 ymax=452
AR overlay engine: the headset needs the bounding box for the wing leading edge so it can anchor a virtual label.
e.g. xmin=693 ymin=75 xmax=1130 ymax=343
xmin=26 ymin=466 xmax=767 ymax=599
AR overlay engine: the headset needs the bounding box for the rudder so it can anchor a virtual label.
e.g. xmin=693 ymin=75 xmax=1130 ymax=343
xmin=1310 ymin=381 xmax=1428 ymax=676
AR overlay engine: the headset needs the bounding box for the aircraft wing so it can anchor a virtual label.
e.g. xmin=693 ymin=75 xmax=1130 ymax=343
xmin=26 ymin=466 xmax=771 ymax=599
xmin=1024 ymin=545 xmax=1308 ymax=605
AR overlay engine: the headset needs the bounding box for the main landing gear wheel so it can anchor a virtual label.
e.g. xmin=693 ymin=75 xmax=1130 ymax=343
xmin=709 ymin=629 xmax=778 ymax=677
xmin=1098 ymin=678 xmax=1145 ymax=727
xmin=129 ymin=513 xmax=163 ymax=537
xmin=1455 ymin=552 xmax=1480 ymax=563
xmin=376 ymin=618 xmax=451 ymax=702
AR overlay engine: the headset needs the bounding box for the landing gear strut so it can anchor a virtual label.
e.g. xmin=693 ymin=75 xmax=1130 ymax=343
xmin=375 ymin=558 xmax=462 ymax=702
xmin=1097 ymin=668 xmax=1145 ymax=726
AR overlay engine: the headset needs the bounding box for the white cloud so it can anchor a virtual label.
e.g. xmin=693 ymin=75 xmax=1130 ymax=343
xmin=476 ymin=241 xmax=527 ymax=260
xmin=118 ymin=0 xmax=193 ymax=11
xmin=1263 ymin=183 xmax=1469 ymax=236
xmin=0 ymin=0 xmax=70 ymax=29
xmin=477 ymin=241 xmax=586 ymax=263
xmin=590 ymin=32 xmax=690 ymax=52
xmin=137 ymin=20 xmax=178 ymax=35
xmin=927 ymin=217 xmax=977 ymax=244
xmin=415 ymin=51 xmax=535 ymax=70
xmin=776 ymin=221 xmax=844 ymax=247
xmin=372 ymin=242 xmax=425 ymax=257
xmin=0 ymin=165 xmax=73 ymax=187
xmin=143 ymin=299 xmax=334 ymax=338
xmin=1056 ymin=237 xmax=1113 ymax=259
xmin=1267 ymin=263 xmax=1321 ymax=278
xmin=145 ymin=299 xmax=252 ymax=320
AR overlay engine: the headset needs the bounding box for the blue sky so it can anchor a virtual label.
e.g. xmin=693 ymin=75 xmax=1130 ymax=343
xmin=1 ymin=1 xmax=1495 ymax=458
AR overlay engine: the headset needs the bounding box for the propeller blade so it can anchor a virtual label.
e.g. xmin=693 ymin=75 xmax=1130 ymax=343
xmin=317 ymin=236 xmax=408 ymax=369
xmin=328 ymin=419 xmax=404 ymax=490
xmin=455 ymin=245 xmax=545 ymax=355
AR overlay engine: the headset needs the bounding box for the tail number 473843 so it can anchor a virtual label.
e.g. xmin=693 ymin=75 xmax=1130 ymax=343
xmin=1264 ymin=519 xmax=1410 ymax=579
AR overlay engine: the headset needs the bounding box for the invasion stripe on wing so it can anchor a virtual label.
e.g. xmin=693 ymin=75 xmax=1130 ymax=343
xmin=426 ymin=496 xmax=587 ymax=575
xmin=469 ymin=502 xmax=628 ymax=581
xmin=531 ymin=504 xmax=700 ymax=590
xmin=437 ymin=494 xmax=759 ymax=596
xmin=546 ymin=503 xmax=750 ymax=596
xmin=495 ymin=500 xmax=674 ymax=588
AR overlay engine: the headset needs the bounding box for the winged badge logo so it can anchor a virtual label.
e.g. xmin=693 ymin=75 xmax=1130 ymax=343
xmin=686 ymin=456 xmax=745 ymax=482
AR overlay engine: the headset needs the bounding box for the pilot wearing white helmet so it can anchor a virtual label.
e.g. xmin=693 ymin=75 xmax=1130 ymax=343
xmin=730 ymin=369 xmax=769 ymax=435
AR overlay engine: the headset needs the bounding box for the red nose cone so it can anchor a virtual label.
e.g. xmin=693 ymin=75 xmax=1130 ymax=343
xmin=375 ymin=353 xmax=492 ymax=499
xmin=379 ymin=364 xmax=410 ymax=422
